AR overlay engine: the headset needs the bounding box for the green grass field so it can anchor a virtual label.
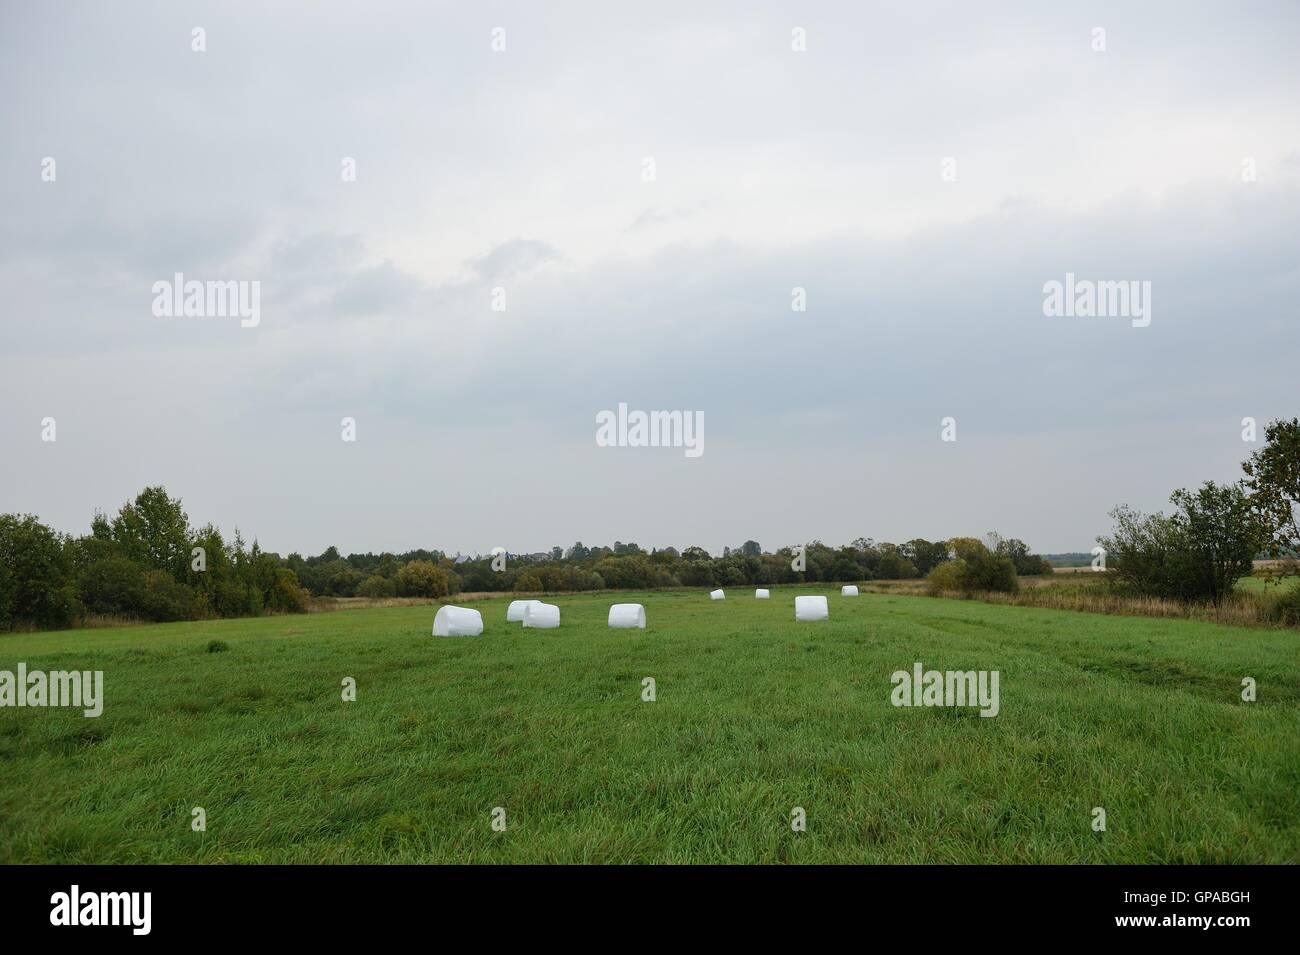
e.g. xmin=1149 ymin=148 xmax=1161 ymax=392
xmin=1 ymin=589 xmax=1297 ymax=863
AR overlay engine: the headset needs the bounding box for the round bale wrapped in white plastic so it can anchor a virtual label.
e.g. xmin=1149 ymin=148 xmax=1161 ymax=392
xmin=507 ymin=599 xmax=540 ymax=622
xmin=710 ymin=589 xmax=725 ymax=600
xmin=522 ymin=601 xmax=561 ymax=629
xmin=607 ymin=603 xmax=646 ymax=629
xmin=433 ymin=605 xmax=484 ymax=636
xmin=794 ymin=595 xmax=829 ymax=622
xmin=841 ymin=585 xmax=859 ymax=596
xmin=755 ymin=588 xmax=770 ymax=599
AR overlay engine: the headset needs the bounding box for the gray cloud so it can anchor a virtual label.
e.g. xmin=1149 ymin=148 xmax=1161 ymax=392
xmin=1 ymin=1 xmax=1298 ymax=555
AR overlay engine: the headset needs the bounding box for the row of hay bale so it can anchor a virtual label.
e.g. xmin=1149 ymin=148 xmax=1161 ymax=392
xmin=711 ymin=586 xmax=861 ymax=621
xmin=713 ymin=585 xmax=858 ymax=600
xmin=432 ymin=600 xmax=647 ymax=636
xmin=433 ymin=583 xmax=861 ymax=636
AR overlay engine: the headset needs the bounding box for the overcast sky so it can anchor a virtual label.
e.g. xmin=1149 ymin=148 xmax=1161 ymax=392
xmin=2 ymin=1 xmax=1298 ymax=557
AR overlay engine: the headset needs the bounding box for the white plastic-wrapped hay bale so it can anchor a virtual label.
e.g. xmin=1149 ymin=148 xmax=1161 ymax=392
xmin=507 ymin=599 xmax=540 ymax=623
xmin=607 ymin=603 xmax=646 ymax=629
xmin=754 ymin=588 xmax=770 ymax=599
xmin=841 ymin=585 xmax=859 ymax=596
xmin=522 ymin=601 xmax=561 ymax=629
xmin=794 ymin=595 xmax=829 ymax=622
xmin=432 ymin=605 xmax=483 ymax=636
xmin=710 ymin=589 xmax=725 ymax=600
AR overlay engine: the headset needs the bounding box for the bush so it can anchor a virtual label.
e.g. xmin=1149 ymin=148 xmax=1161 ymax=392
xmin=961 ymin=552 xmax=1019 ymax=594
xmin=206 ymin=639 xmax=229 ymax=653
xmin=268 ymin=568 xmax=310 ymax=613
xmin=80 ymin=556 xmax=149 ymax=616
xmin=925 ymin=542 xmax=1018 ymax=595
xmin=1267 ymin=586 xmax=1300 ymax=627
xmin=395 ymin=560 xmax=453 ymax=598
xmin=926 ymin=561 xmax=965 ymax=595
xmin=357 ymin=574 xmax=396 ymax=599
xmin=140 ymin=571 xmax=196 ymax=622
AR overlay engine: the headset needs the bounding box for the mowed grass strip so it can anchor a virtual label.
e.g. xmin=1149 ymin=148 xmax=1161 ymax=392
xmin=1 ymin=590 xmax=1296 ymax=863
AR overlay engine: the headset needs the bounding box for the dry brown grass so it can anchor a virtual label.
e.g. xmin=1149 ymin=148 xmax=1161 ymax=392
xmin=307 ymin=596 xmax=442 ymax=613
xmin=895 ymin=573 xmax=1295 ymax=629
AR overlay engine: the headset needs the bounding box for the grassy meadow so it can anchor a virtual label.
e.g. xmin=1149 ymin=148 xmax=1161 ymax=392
xmin=1 ymin=589 xmax=1297 ymax=864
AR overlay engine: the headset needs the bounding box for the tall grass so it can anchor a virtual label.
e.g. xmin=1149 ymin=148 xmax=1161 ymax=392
xmin=875 ymin=573 xmax=1300 ymax=629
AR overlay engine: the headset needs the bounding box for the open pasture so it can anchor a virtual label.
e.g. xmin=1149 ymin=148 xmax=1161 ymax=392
xmin=1 ymin=589 xmax=1296 ymax=863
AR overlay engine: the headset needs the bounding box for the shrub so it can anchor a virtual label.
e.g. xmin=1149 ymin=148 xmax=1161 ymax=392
xmin=79 ymin=556 xmax=149 ymax=616
xmin=394 ymin=560 xmax=453 ymax=598
xmin=140 ymin=571 xmax=196 ymax=622
xmin=357 ymin=574 xmax=396 ymax=599
xmin=268 ymin=568 xmax=310 ymax=613
xmin=206 ymin=639 xmax=229 ymax=653
xmin=926 ymin=561 xmax=965 ymax=595
xmin=961 ymin=552 xmax=1019 ymax=594
xmin=926 ymin=541 xmax=1018 ymax=595
xmin=1267 ymin=586 xmax=1300 ymax=627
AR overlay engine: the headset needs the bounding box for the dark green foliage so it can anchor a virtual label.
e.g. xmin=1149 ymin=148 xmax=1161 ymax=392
xmin=926 ymin=537 xmax=1019 ymax=594
xmin=1266 ymin=585 xmax=1300 ymax=626
xmin=1243 ymin=417 xmax=1300 ymax=561
xmin=0 ymin=487 xmax=309 ymax=631
xmin=1100 ymin=482 xmax=1262 ymax=605
xmin=0 ymin=514 xmax=79 ymax=629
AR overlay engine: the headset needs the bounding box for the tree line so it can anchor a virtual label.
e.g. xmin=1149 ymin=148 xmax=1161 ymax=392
xmin=0 ymin=485 xmax=1056 ymax=631
xmin=3 ymin=417 xmax=1292 ymax=631
xmin=0 ymin=487 xmax=307 ymax=631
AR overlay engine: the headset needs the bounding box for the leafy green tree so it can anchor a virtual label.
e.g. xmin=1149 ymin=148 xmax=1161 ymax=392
xmin=0 ymin=514 xmax=79 ymax=629
xmin=993 ymin=537 xmax=1054 ymax=576
xmin=1170 ymin=482 xmax=1262 ymax=604
xmin=1243 ymin=417 xmax=1300 ymax=562
xmin=109 ymin=486 xmax=192 ymax=579
xmin=903 ymin=539 xmax=948 ymax=575
xmin=1099 ymin=482 xmax=1261 ymax=604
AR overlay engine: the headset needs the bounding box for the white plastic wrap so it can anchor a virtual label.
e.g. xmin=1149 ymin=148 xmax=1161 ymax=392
xmin=522 ymin=601 xmax=561 ymax=629
xmin=710 ymin=589 xmax=725 ymax=600
xmin=607 ymin=603 xmax=646 ymax=629
xmin=841 ymin=585 xmax=859 ymax=596
xmin=794 ymin=595 xmax=829 ymax=621
xmin=754 ymin=588 xmax=770 ymax=599
xmin=507 ymin=599 xmax=540 ymax=622
xmin=432 ymin=605 xmax=484 ymax=636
